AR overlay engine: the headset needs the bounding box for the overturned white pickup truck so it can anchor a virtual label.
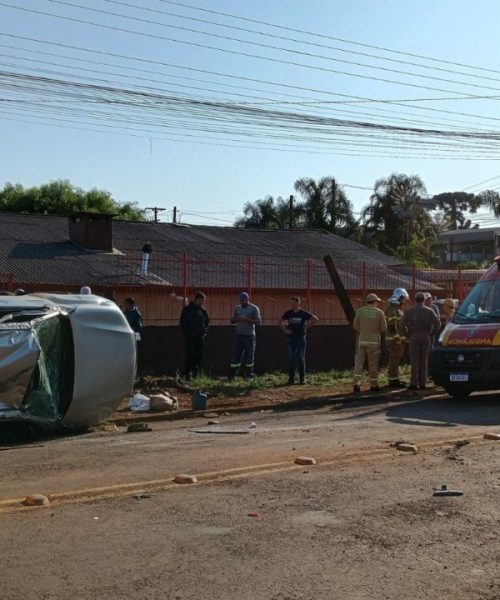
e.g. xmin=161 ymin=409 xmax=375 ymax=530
xmin=0 ymin=293 xmax=136 ymax=430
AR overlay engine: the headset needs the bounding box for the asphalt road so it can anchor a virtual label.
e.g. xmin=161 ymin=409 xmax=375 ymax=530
xmin=1 ymin=391 xmax=500 ymax=599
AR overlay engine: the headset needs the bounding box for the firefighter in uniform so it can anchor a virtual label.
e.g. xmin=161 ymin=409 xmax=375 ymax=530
xmin=385 ymin=287 xmax=409 ymax=388
xmin=353 ymin=293 xmax=387 ymax=393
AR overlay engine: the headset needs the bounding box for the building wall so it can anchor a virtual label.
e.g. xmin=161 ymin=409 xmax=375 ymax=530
xmin=139 ymin=325 xmax=356 ymax=376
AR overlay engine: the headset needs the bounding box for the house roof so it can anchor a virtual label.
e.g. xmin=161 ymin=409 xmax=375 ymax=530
xmin=439 ymin=226 xmax=500 ymax=243
xmin=0 ymin=212 xmax=430 ymax=290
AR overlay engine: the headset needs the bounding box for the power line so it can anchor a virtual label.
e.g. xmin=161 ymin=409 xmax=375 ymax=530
xmin=0 ymin=1 xmax=497 ymax=98
xmin=157 ymin=0 xmax=500 ymax=78
xmin=45 ymin=0 xmax=500 ymax=94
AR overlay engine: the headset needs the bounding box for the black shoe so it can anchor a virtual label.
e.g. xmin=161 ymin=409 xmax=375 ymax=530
xmin=407 ymin=385 xmax=418 ymax=390
xmin=370 ymin=386 xmax=382 ymax=392
xmin=353 ymin=385 xmax=361 ymax=394
xmin=299 ymin=380 xmax=306 ymax=385
xmin=389 ymin=380 xmax=406 ymax=388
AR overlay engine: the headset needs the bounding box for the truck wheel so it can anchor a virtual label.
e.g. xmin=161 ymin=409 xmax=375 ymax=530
xmin=443 ymin=385 xmax=472 ymax=398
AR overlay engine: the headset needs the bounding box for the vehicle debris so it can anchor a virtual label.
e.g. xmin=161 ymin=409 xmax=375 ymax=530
xmin=127 ymin=422 xmax=152 ymax=433
xmin=433 ymin=484 xmax=464 ymax=497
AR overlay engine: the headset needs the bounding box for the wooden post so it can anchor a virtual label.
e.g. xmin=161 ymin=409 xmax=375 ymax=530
xmin=323 ymin=255 xmax=356 ymax=325
xmin=182 ymin=252 xmax=188 ymax=304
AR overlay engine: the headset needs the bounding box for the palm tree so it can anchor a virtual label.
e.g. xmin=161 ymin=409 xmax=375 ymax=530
xmin=478 ymin=190 xmax=500 ymax=218
xmin=234 ymin=196 xmax=288 ymax=229
xmin=361 ymin=172 xmax=428 ymax=254
xmin=293 ymin=177 xmax=356 ymax=234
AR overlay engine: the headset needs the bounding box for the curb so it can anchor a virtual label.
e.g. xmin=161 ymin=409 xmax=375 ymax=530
xmin=110 ymin=387 xmax=439 ymax=426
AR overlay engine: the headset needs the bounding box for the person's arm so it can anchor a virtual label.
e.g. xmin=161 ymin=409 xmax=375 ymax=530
xmin=432 ymin=311 xmax=441 ymax=334
xmin=203 ymin=309 xmax=210 ymax=332
xmin=379 ymin=312 xmax=388 ymax=334
xmin=400 ymin=312 xmax=409 ymax=337
xmin=303 ymin=312 xmax=319 ymax=333
xmin=245 ymin=305 xmax=261 ymax=326
xmin=230 ymin=308 xmax=240 ymax=324
xmin=352 ymin=312 xmax=360 ymax=332
xmin=280 ymin=312 xmax=292 ymax=335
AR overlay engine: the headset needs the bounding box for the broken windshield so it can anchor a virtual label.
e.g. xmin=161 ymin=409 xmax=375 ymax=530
xmin=454 ymin=280 xmax=500 ymax=324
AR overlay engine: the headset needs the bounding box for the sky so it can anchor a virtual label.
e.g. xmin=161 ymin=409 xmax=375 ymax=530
xmin=2 ymin=0 xmax=500 ymax=226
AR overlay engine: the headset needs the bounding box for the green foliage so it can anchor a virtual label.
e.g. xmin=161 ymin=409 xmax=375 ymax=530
xmin=432 ymin=191 xmax=482 ymax=230
xmin=235 ymin=176 xmax=357 ymax=236
xmin=0 ymin=180 xmax=145 ymax=220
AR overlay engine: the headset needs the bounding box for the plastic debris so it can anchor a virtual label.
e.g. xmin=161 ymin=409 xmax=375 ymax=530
xmin=128 ymin=393 xmax=150 ymax=412
xmin=433 ymin=484 xmax=464 ymax=497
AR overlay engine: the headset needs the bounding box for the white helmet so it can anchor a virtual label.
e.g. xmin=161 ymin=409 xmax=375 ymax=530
xmin=392 ymin=288 xmax=409 ymax=303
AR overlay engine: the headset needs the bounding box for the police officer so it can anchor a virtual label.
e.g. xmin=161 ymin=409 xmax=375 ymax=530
xmin=353 ymin=293 xmax=387 ymax=393
xmin=401 ymin=292 xmax=441 ymax=390
xmin=385 ymin=287 xmax=409 ymax=388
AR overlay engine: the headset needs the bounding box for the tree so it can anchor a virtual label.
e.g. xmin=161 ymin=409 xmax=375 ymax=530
xmin=234 ymin=196 xmax=293 ymax=229
xmin=293 ymin=177 xmax=356 ymax=234
xmin=478 ymin=189 xmax=500 ymax=218
xmin=361 ymin=172 xmax=431 ymax=255
xmin=0 ymin=180 xmax=145 ymax=220
xmin=431 ymin=191 xmax=482 ymax=230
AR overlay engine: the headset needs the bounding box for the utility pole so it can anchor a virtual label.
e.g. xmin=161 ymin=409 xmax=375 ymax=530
xmin=330 ymin=178 xmax=337 ymax=233
xmin=288 ymin=195 xmax=294 ymax=229
xmin=145 ymin=206 xmax=166 ymax=223
xmin=173 ymin=206 xmax=178 ymax=224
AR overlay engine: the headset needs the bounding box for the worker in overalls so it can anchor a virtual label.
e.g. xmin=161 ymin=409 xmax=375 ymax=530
xmin=385 ymin=287 xmax=409 ymax=388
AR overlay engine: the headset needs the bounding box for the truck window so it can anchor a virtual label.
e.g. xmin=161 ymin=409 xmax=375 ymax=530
xmin=455 ymin=280 xmax=500 ymax=323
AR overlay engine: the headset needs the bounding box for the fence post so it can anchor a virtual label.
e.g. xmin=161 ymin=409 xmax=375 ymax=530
xmin=7 ymin=273 xmax=14 ymax=292
xmin=307 ymin=259 xmax=312 ymax=309
xmin=362 ymin=262 xmax=367 ymax=300
xmin=411 ymin=264 xmax=417 ymax=300
xmin=246 ymin=256 xmax=253 ymax=295
xmin=182 ymin=252 xmax=188 ymax=304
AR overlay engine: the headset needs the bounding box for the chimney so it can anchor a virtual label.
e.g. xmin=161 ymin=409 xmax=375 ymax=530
xmin=69 ymin=213 xmax=113 ymax=252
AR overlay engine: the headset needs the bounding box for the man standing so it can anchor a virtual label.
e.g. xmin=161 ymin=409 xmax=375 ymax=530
xmin=385 ymin=288 xmax=409 ymax=388
xmin=280 ymin=296 xmax=319 ymax=385
xmin=180 ymin=292 xmax=209 ymax=380
xmin=401 ymin=292 xmax=441 ymax=390
xmin=424 ymin=292 xmax=441 ymax=347
xmin=353 ymin=293 xmax=387 ymax=393
xmin=228 ymin=292 xmax=261 ymax=381
xmin=123 ymin=297 xmax=143 ymax=340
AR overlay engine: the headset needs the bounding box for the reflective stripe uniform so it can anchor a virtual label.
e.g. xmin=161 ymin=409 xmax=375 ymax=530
xmin=353 ymin=305 xmax=387 ymax=386
xmin=385 ymin=303 xmax=405 ymax=382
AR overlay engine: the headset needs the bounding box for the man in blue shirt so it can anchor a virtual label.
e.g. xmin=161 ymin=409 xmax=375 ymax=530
xmin=228 ymin=292 xmax=261 ymax=381
xmin=280 ymin=296 xmax=318 ymax=385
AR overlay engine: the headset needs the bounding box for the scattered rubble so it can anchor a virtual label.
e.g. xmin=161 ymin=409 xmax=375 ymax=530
xmin=433 ymin=484 xmax=464 ymax=497
xmin=22 ymin=494 xmax=50 ymax=507
xmin=174 ymin=474 xmax=198 ymax=484
xmin=127 ymin=422 xmax=152 ymax=433
xmin=294 ymin=456 xmax=317 ymax=466
xmin=390 ymin=440 xmax=418 ymax=454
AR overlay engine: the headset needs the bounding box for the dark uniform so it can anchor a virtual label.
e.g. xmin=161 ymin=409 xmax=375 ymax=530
xmin=385 ymin=302 xmax=405 ymax=386
xmin=180 ymin=302 xmax=209 ymax=379
xmin=401 ymin=301 xmax=441 ymax=389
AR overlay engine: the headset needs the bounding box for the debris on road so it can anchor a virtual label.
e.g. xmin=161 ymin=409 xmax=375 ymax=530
xmin=174 ymin=474 xmax=198 ymax=484
xmin=396 ymin=443 xmax=418 ymax=454
xmin=433 ymin=484 xmax=464 ymax=497
xmin=127 ymin=422 xmax=152 ymax=433
xmin=484 ymin=432 xmax=500 ymax=440
xmin=128 ymin=394 xmax=151 ymax=413
xmin=150 ymin=393 xmax=178 ymax=412
xmin=294 ymin=456 xmax=317 ymax=466
xmin=22 ymin=493 xmax=50 ymax=507
xmin=207 ymin=420 xmax=219 ymax=425
xmin=249 ymin=421 xmax=257 ymax=429
xmin=247 ymin=512 xmax=260 ymax=518
xmin=189 ymin=428 xmax=250 ymax=435
xmin=133 ymin=494 xmax=152 ymax=500
xmin=453 ymin=439 xmax=470 ymax=448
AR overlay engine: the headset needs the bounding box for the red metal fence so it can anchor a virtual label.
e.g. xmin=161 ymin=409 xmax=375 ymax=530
xmin=0 ymin=255 xmax=488 ymax=326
